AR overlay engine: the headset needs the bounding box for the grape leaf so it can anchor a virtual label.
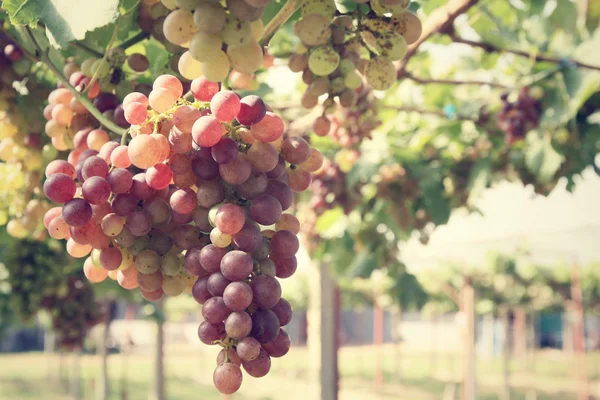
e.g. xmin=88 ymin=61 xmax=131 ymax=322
xmin=525 ymin=138 xmax=565 ymax=183
xmin=418 ymin=168 xmax=451 ymax=225
xmin=2 ymin=0 xmax=120 ymax=48
xmin=467 ymin=158 xmax=492 ymax=206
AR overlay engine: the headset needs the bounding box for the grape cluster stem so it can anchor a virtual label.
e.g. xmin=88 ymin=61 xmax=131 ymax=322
xmin=20 ymin=26 xmax=128 ymax=137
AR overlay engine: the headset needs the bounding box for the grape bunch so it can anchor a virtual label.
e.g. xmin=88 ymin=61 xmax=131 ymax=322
xmin=496 ymin=87 xmax=542 ymax=144
xmin=290 ymin=0 xmax=420 ymax=102
xmin=324 ymin=86 xmax=380 ymax=147
xmin=0 ymin=39 xmax=54 ymax=240
xmin=43 ymin=61 xmax=132 ymax=153
xmin=77 ymin=47 xmax=150 ymax=96
xmin=42 ymin=73 xmax=322 ymax=394
xmin=155 ymin=0 xmax=270 ymax=82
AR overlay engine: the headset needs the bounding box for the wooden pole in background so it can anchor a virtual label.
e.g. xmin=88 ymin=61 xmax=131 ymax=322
xmin=571 ymin=262 xmax=589 ymax=400
xmin=461 ymin=277 xmax=476 ymax=400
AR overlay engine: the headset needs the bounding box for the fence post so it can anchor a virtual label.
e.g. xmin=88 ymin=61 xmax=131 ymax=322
xmin=308 ymin=262 xmax=338 ymax=400
xmin=461 ymin=276 xmax=476 ymax=400
xmin=571 ymin=262 xmax=589 ymax=400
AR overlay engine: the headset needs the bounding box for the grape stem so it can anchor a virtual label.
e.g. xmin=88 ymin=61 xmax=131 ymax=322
xmin=118 ymin=30 xmax=150 ymax=50
xmin=21 ymin=26 xmax=128 ymax=137
xmin=260 ymin=0 xmax=301 ymax=46
xmin=83 ymin=19 xmax=120 ymax=95
xmin=404 ymin=72 xmax=509 ymax=89
xmin=448 ymin=32 xmax=600 ymax=72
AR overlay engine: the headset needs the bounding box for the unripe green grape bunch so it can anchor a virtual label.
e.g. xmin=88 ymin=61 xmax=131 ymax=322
xmin=42 ymin=72 xmax=322 ymax=395
xmin=155 ymin=0 xmax=270 ymax=83
xmin=0 ymin=37 xmax=55 ymax=241
xmin=289 ymin=0 xmax=422 ymax=138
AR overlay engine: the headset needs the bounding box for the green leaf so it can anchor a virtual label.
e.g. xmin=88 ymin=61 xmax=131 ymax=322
xmin=315 ymin=207 xmax=347 ymax=239
xmin=348 ymin=248 xmax=379 ymax=278
xmin=418 ymin=168 xmax=451 ymax=225
xmin=525 ymin=138 xmax=565 ymax=182
xmin=2 ymin=0 xmax=120 ymax=48
xmin=467 ymin=158 xmax=492 ymax=206
xmin=562 ymin=31 xmax=600 ymax=119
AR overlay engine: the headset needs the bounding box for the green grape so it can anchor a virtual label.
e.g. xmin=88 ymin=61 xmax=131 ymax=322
xmin=250 ymin=19 xmax=264 ymax=41
xmin=370 ymin=0 xmax=409 ymax=16
xmin=364 ymin=56 xmax=395 ymax=91
xmin=162 ymin=274 xmax=186 ymax=296
xmin=222 ymin=16 xmax=252 ymax=46
xmin=339 ymin=59 xmax=355 ymax=75
xmin=302 ymin=0 xmax=336 ymax=17
xmin=7 ymin=219 xmax=27 ymax=238
xmin=163 ymin=9 xmax=197 ymax=47
xmin=189 ymin=32 xmax=223 ymax=62
xmin=91 ymin=249 xmax=102 ymax=266
xmin=288 ymin=53 xmax=308 ymax=72
xmin=227 ymin=41 xmax=263 ymax=74
xmin=178 ymin=51 xmax=203 ymax=80
xmin=391 ymin=12 xmax=422 ymax=45
xmin=42 ymin=144 xmax=58 ymax=161
xmin=199 ymin=51 xmax=231 ymax=82
xmin=308 ymin=46 xmax=340 ymax=76
xmin=339 ymin=89 xmax=357 ymax=107
xmin=308 ymin=77 xmax=330 ymax=96
xmin=0 ymin=209 xmax=8 ymax=226
xmin=150 ymin=2 xmax=170 ymax=19
xmin=193 ymin=2 xmax=227 ymax=34
xmin=107 ymin=47 xmax=127 ymax=65
xmin=331 ymin=76 xmax=345 ymax=93
xmin=375 ymin=32 xmax=407 ymax=61
xmin=161 ymin=0 xmax=177 ymax=9
xmin=176 ymin=0 xmax=203 ymax=11
xmin=81 ymin=58 xmax=96 ymax=76
xmin=161 ymin=252 xmax=183 ymax=276
xmin=294 ymin=13 xmax=332 ymax=46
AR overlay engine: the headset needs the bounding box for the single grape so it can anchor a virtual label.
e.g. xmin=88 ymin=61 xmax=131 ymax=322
xmin=213 ymin=363 xmax=243 ymax=395
xmin=223 ymin=281 xmax=253 ymax=312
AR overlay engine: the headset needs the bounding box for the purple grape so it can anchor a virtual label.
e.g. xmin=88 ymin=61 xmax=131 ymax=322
xmin=82 ymin=156 xmax=109 ymax=179
xmin=237 ymin=95 xmax=266 ymax=126
xmin=237 ymin=170 xmax=267 ymax=200
xmin=271 ymin=254 xmax=297 ymax=279
xmin=225 ymin=311 xmax=252 ymax=339
xmin=271 ymin=298 xmax=292 ymax=326
xmin=112 ymin=193 xmax=138 ymax=216
xmin=219 ymin=154 xmax=252 ymax=185
xmin=202 ymin=296 xmax=231 ymax=324
xmin=223 ymin=281 xmax=253 ymax=312
xmin=249 ymin=195 xmax=282 ymax=226
xmin=81 ymin=176 xmax=111 ymax=205
xmin=264 ymin=180 xmax=293 ymax=211
xmin=250 ymin=275 xmax=281 ymax=309
xmin=262 ymin=329 xmax=291 ymax=357
xmin=270 ymin=230 xmax=299 ymax=258
xmin=232 ymin=222 xmax=262 ymax=252
xmin=198 ymin=320 xmax=226 ymax=344
xmin=207 ymin=272 xmax=232 ymax=296
xmin=131 ymin=173 xmax=156 ymax=200
xmin=43 ymin=173 xmax=76 ymax=203
xmin=107 ymin=168 xmax=133 ymax=194
xmin=192 ymin=148 xmax=220 ymax=180
xmin=250 ymin=309 xmax=280 ymax=344
xmin=211 ymin=137 xmax=238 ymax=164
xmin=200 ymin=245 xmax=229 ymax=273
xmin=196 ymin=181 xmax=224 ymax=208
xmin=192 ymin=276 xmax=212 ymax=304
xmin=126 ymin=211 xmax=152 ymax=236
xmin=220 ymin=250 xmax=253 ymax=281
xmin=62 ymin=198 xmax=92 ymax=227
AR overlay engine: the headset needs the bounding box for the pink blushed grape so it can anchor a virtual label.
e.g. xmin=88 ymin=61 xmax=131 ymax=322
xmin=250 ymin=112 xmax=284 ymax=142
xmin=192 ymin=116 xmax=224 ymax=147
xmin=191 ymin=77 xmax=219 ymax=101
xmin=210 ymin=91 xmax=241 ymax=122
xmin=237 ymin=95 xmax=266 ymax=126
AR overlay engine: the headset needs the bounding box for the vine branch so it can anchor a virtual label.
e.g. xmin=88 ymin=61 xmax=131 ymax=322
xmin=448 ymin=33 xmax=600 ymax=72
xmin=381 ymin=105 xmax=476 ymax=121
xmin=396 ymin=0 xmax=481 ymax=78
xmin=404 ymin=71 xmax=508 ymax=89
xmin=118 ymin=30 xmax=150 ymax=50
xmin=260 ymin=0 xmax=301 ymax=46
xmin=20 ymin=26 xmax=127 ymax=136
